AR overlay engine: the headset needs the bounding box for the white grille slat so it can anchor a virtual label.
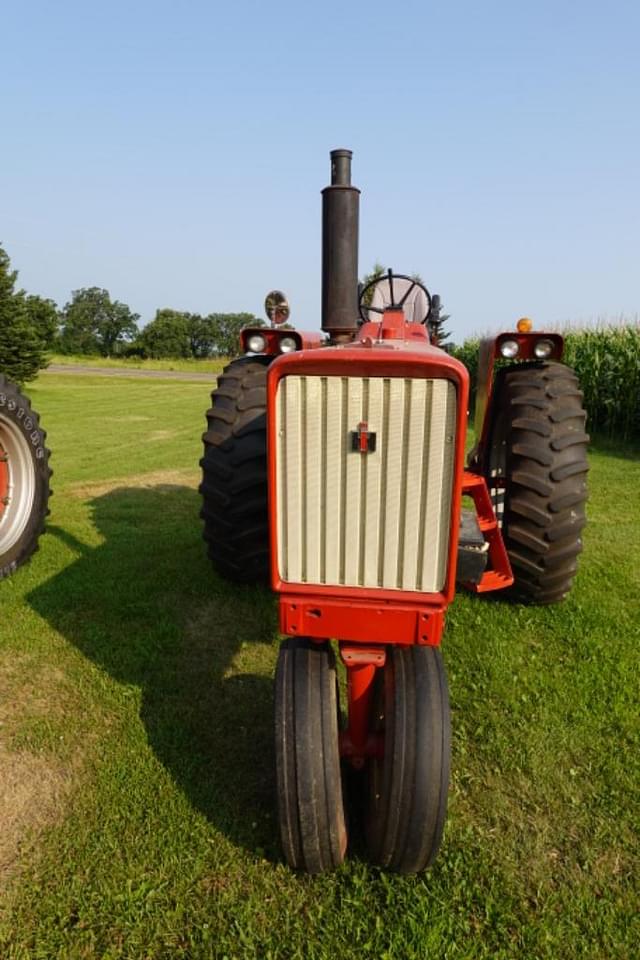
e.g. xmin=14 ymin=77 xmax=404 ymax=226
xmin=363 ymin=378 xmax=383 ymax=586
xmin=421 ymin=382 xmax=457 ymax=588
xmin=323 ymin=377 xmax=344 ymax=583
xmin=275 ymin=375 xmax=456 ymax=592
xmin=303 ymin=376 xmax=322 ymax=582
xmin=344 ymin=380 xmax=364 ymax=584
xmin=282 ymin=377 xmax=302 ymax=579
xmin=401 ymin=379 xmax=428 ymax=590
xmin=381 ymin=379 xmax=405 ymax=588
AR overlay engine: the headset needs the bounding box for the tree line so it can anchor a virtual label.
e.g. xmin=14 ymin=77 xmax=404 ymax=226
xmin=0 ymin=243 xmax=263 ymax=382
xmin=1 ymin=242 xmax=452 ymax=385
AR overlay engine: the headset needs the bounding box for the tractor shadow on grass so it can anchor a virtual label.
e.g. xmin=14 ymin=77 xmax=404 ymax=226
xmin=27 ymin=484 xmax=281 ymax=861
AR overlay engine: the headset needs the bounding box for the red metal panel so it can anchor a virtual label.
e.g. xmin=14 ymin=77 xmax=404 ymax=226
xmin=300 ymin=332 xmax=324 ymax=350
xmin=279 ymin=595 xmax=446 ymax=646
xmin=358 ymin=315 xmax=430 ymax=344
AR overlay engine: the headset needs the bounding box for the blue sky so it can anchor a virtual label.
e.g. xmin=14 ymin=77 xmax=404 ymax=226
xmin=2 ymin=0 xmax=639 ymax=342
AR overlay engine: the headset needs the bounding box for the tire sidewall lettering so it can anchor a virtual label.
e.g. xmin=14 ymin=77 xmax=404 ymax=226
xmin=0 ymin=394 xmax=46 ymax=463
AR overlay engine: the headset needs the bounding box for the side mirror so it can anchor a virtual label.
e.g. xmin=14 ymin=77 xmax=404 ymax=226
xmin=265 ymin=290 xmax=290 ymax=326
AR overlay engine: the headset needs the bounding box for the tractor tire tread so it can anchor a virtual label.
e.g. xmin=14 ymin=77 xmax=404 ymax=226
xmin=275 ymin=638 xmax=347 ymax=873
xmin=199 ymin=357 xmax=270 ymax=584
xmin=366 ymin=646 xmax=450 ymax=873
xmin=485 ymin=362 xmax=588 ymax=604
xmin=510 ymin=418 xmax=552 ymax=437
xmin=0 ymin=374 xmax=52 ymax=579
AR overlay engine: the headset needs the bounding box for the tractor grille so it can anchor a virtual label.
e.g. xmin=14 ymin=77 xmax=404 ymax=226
xmin=275 ymin=375 xmax=457 ymax=592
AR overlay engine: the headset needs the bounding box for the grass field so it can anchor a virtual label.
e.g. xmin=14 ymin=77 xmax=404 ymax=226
xmin=0 ymin=373 xmax=638 ymax=959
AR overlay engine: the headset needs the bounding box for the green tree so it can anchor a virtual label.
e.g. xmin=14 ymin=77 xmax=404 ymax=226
xmin=138 ymin=309 xmax=192 ymax=358
xmin=427 ymin=294 xmax=451 ymax=347
xmin=138 ymin=309 xmax=263 ymax=359
xmin=0 ymin=245 xmax=48 ymax=383
xmin=359 ymin=262 xmax=386 ymax=307
xmin=188 ymin=314 xmax=217 ymax=358
xmin=24 ymin=294 xmax=59 ymax=349
xmin=59 ymin=287 xmax=139 ymax=356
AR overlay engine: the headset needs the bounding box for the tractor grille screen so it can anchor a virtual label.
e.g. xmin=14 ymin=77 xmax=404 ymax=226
xmin=275 ymin=375 xmax=457 ymax=592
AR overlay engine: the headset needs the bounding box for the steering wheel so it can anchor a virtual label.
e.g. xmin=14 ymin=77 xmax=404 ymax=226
xmin=358 ymin=270 xmax=432 ymax=325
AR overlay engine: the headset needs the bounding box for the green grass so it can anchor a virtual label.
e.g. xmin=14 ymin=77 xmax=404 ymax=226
xmin=0 ymin=374 xmax=638 ymax=959
xmin=48 ymin=353 xmax=228 ymax=375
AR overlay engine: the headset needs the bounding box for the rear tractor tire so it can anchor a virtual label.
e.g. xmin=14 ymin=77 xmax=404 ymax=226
xmin=487 ymin=361 xmax=589 ymax=604
xmin=275 ymin=637 xmax=347 ymax=873
xmin=0 ymin=375 xmax=51 ymax=579
xmin=199 ymin=357 xmax=270 ymax=584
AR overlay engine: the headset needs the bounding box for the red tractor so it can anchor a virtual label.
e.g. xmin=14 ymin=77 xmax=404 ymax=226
xmin=200 ymin=150 xmax=589 ymax=873
xmin=0 ymin=375 xmax=51 ymax=579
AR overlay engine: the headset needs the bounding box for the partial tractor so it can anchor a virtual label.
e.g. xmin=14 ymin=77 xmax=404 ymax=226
xmin=200 ymin=150 xmax=589 ymax=873
xmin=0 ymin=374 xmax=51 ymax=579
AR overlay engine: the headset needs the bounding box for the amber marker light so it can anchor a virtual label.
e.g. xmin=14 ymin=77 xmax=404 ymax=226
xmin=517 ymin=317 xmax=533 ymax=333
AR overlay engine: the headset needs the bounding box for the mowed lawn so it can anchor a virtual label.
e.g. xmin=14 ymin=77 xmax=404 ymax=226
xmin=0 ymin=373 xmax=638 ymax=960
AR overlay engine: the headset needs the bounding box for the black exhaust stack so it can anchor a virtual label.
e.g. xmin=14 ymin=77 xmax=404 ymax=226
xmin=321 ymin=149 xmax=360 ymax=342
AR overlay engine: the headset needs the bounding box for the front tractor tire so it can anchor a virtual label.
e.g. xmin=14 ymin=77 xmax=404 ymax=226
xmin=487 ymin=361 xmax=589 ymax=604
xmin=0 ymin=375 xmax=51 ymax=579
xmin=200 ymin=357 xmax=270 ymax=584
xmin=275 ymin=638 xmax=347 ymax=873
xmin=366 ymin=645 xmax=451 ymax=873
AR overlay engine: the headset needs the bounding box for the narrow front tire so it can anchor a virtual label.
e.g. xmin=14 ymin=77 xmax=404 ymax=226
xmin=366 ymin=645 xmax=451 ymax=873
xmin=275 ymin=638 xmax=347 ymax=873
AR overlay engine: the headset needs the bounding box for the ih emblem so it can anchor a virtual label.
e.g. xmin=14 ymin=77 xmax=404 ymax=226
xmin=351 ymin=421 xmax=377 ymax=453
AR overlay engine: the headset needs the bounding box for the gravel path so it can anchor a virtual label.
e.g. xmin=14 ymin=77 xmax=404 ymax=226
xmin=42 ymin=363 xmax=218 ymax=382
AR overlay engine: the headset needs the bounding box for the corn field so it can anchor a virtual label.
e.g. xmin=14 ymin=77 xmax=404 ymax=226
xmin=453 ymin=321 xmax=640 ymax=440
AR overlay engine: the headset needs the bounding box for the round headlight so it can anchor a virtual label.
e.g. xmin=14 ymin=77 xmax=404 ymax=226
xmin=500 ymin=339 xmax=520 ymax=359
xmin=247 ymin=333 xmax=267 ymax=353
xmin=279 ymin=336 xmax=297 ymax=354
xmin=534 ymin=338 xmax=554 ymax=359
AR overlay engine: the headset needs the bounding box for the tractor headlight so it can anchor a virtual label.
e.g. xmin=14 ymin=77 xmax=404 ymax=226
xmin=279 ymin=336 xmax=298 ymax=354
xmin=247 ymin=333 xmax=267 ymax=353
xmin=500 ymin=339 xmax=520 ymax=359
xmin=534 ymin=338 xmax=554 ymax=359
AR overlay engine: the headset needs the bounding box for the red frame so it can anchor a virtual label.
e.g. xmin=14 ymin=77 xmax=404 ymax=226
xmin=461 ymin=471 xmax=513 ymax=592
xmin=339 ymin=644 xmax=386 ymax=764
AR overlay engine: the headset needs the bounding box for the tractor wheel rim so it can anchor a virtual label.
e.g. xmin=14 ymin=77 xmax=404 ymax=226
xmin=0 ymin=414 xmax=36 ymax=556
